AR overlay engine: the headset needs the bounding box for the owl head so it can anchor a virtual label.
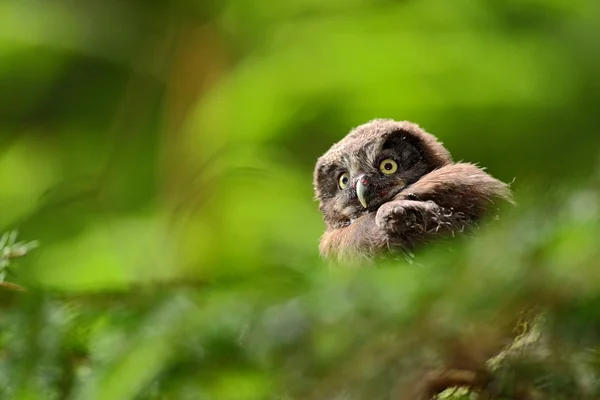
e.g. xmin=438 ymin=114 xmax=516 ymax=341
xmin=314 ymin=119 xmax=453 ymax=229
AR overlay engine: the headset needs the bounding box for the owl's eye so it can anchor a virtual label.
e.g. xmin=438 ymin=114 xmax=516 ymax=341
xmin=379 ymin=159 xmax=398 ymax=174
xmin=338 ymin=172 xmax=350 ymax=189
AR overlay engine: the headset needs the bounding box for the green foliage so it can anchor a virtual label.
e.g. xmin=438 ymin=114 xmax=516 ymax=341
xmin=0 ymin=231 xmax=37 ymax=284
xmin=1 ymin=0 xmax=600 ymax=398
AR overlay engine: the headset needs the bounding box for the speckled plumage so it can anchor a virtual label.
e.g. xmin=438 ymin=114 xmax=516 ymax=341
xmin=313 ymin=119 xmax=513 ymax=263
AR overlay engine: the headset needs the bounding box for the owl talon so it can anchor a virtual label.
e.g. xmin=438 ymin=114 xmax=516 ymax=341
xmin=376 ymin=200 xmax=445 ymax=236
xmin=376 ymin=203 xmax=414 ymax=234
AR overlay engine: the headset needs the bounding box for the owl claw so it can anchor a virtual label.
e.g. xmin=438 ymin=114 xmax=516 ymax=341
xmin=376 ymin=200 xmax=442 ymax=236
xmin=376 ymin=203 xmax=411 ymax=234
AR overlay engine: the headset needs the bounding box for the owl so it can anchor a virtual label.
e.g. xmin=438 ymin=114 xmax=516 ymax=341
xmin=313 ymin=119 xmax=513 ymax=263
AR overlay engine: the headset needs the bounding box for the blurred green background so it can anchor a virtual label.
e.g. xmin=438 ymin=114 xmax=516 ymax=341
xmin=1 ymin=0 xmax=600 ymax=399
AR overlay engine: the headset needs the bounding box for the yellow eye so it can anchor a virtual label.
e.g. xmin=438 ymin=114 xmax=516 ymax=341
xmin=338 ymin=172 xmax=350 ymax=189
xmin=379 ymin=159 xmax=398 ymax=174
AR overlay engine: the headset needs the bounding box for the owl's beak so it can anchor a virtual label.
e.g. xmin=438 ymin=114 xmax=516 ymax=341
xmin=355 ymin=177 xmax=368 ymax=208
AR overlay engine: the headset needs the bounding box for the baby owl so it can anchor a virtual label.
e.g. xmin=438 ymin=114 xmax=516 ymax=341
xmin=313 ymin=119 xmax=512 ymax=263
